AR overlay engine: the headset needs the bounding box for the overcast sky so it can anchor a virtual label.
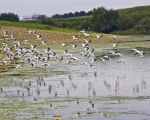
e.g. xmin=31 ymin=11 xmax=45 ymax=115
xmin=0 ymin=0 xmax=150 ymax=18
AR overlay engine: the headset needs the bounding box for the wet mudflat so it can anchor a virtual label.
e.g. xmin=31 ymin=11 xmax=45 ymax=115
xmin=0 ymin=37 xmax=150 ymax=120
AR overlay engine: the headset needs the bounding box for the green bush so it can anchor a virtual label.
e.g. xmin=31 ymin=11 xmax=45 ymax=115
xmin=90 ymin=7 xmax=119 ymax=33
xmin=0 ymin=13 xmax=19 ymax=22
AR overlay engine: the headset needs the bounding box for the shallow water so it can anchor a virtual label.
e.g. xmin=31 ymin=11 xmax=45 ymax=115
xmin=0 ymin=42 xmax=150 ymax=120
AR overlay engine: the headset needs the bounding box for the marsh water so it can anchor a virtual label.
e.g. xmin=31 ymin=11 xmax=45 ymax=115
xmin=0 ymin=38 xmax=150 ymax=120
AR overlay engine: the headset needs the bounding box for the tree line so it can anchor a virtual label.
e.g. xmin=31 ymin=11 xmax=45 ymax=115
xmin=51 ymin=11 xmax=92 ymax=19
xmin=0 ymin=13 xmax=19 ymax=21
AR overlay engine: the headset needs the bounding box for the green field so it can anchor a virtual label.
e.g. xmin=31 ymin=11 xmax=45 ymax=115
xmin=53 ymin=16 xmax=91 ymax=30
xmin=0 ymin=21 xmax=76 ymax=33
xmin=118 ymin=5 xmax=150 ymax=17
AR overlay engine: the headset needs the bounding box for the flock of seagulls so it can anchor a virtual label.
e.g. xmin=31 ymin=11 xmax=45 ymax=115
xmin=0 ymin=28 xmax=145 ymax=69
xmin=0 ymin=28 xmax=95 ymax=68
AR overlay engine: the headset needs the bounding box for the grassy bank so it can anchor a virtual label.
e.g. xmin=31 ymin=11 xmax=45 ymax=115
xmin=118 ymin=5 xmax=150 ymax=17
xmin=112 ymin=28 xmax=150 ymax=35
xmin=0 ymin=21 xmax=76 ymax=33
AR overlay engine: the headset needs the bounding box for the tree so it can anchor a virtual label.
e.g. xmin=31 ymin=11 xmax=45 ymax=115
xmin=63 ymin=13 xmax=69 ymax=18
xmin=87 ymin=11 xmax=92 ymax=15
xmin=118 ymin=16 xmax=134 ymax=30
xmin=137 ymin=17 xmax=150 ymax=30
xmin=37 ymin=15 xmax=54 ymax=25
xmin=90 ymin=7 xmax=119 ymax=33
xmin=51 ymin=11 xmax=90 ymax=19
xmin=0 ymin=13 xmax=19 ymax=21
xmin=68 ymin=12 xmax=74 ymax=18
xmin=81 ymin=20 xmax=90 ymax=30
xmin=74 ymin=12 xmax=80 ymax=17
xmin=79 ymin=11 xmax=86 ymax=16
xmin=51 ymin=14 xmax=60 ymax=18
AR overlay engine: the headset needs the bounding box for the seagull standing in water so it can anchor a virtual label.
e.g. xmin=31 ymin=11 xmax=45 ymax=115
xmin=41 ymin=61 xmax=49 ymax=68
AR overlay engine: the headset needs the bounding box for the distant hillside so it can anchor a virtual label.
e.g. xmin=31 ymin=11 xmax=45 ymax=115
xmin=52 ymin=5 xmax=150 ymax=34
xmin=53 ymin=16 xmax=91 ymax=30
xmin=116 ymin=5 xmax=150 ymax=34
xmin=119 ymin=5 xmax=150 ymax=17
xmin=118 ymin=5 xmax=150 ymax=27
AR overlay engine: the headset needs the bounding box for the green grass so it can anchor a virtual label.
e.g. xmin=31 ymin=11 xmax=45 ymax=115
xmin=54 ymin=15 xmax=92 ymax=21
xmin=0 ymin=21 xmax=76 ymax=33
xmin=119 ymin=5 xmax=150 ymax=26
xmin=53 ymin=16 xmax=91 ymax=29
xmin=119 ymin=5 xmax=150 ymax=17
xmin=112 ymin=28 xmax=150 ymax=35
